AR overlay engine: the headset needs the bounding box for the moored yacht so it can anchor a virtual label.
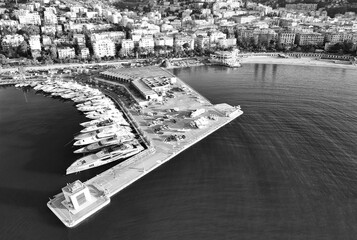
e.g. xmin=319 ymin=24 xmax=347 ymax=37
xmin=73 ymin=134 xmax=135 ymax=154
xmin=74 ymin=124 xmax=131 ymax=140
xmin=73 ymin=128 xmax=133 ymax=146
xmin=67 ymin=141 xmax=144 ymax=174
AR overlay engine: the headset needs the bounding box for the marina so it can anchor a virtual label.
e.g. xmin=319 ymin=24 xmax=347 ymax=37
xmin=40 ymin=66 xmax=243 ymax=227
xmin=1 ymin=63 xmax=356 ymax=238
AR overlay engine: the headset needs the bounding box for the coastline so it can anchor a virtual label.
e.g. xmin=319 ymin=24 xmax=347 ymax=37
xmin=239 ymin=56 xmax=357 ymax=70
xmin=1 ymin=55 xmax=356 ymax=75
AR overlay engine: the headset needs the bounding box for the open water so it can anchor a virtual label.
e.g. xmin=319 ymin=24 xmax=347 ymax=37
xmin=0 ymin=64 xmax=356 ymax=239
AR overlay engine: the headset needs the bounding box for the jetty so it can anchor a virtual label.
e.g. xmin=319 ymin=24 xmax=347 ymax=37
xmin=47 ymin=66 xmax=243 ymax=227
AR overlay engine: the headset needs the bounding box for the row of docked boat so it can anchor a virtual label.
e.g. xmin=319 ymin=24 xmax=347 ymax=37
xmin=15 ymin=80 xmax=144 ymax=175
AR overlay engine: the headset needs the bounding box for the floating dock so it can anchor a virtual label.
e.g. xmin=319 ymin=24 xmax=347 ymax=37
xmin=47 ymin=67 xmax=243 ymax=227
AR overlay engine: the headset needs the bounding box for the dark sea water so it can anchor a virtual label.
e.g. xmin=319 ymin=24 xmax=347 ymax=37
xmin=0 ymin=64 xmax=357 ymax=239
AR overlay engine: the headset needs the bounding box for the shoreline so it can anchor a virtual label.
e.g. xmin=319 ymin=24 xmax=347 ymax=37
xmin=238 ymin=56 xmax=357 ymax=70
xmin=1 ymin=56 xmax=356 ymax=75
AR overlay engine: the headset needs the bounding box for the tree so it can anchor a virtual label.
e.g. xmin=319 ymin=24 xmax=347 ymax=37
xmin=182 ymin=42 xmax=190 ymax=50
xmin=17 ymin=41 xmax=30 ymax=57
xmin=0 ymin=54 xmax=8 ymax=65
xmin=49 ymin=44 xmax=57 ymax=59
xmin=18 ymin=25 xmax=40 ymax=37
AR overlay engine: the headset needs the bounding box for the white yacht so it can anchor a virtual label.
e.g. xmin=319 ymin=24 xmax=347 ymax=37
xmin=80 ymin=118 xmax=117 ymax=133
xmin=73 ymin=128 xmax=133 ymax=146
xmin=73 ymin=135 xmax=135 ymax=154
xmin=78 ymin=104 xmax=115 ymax=112
xmin=74 ymin=125 xmax=130 ymax=140
xmin=67 ymin=142 xmax=144 ymax=174
xmin=85 ymin=109 xmax=122 ymax=120
xmin=73 ymin=95 xmax=104 ymax=103
xmin=76 ymin=99 xmax=113 ymax=108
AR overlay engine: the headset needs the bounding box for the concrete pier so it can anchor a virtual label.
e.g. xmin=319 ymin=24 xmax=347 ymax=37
xmin=48 ymin=67 xmax=243 ymax=227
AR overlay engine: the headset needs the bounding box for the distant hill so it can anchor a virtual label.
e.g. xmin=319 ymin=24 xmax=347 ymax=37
xmin=251 ymin=0 xmax=357 ymax=17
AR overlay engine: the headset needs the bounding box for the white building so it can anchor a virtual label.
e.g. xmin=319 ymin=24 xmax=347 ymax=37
xmin=209 ymin=31 xmax=227 ymax=44
xmin=90 ymin=32 xmax=125 ymax=44
xmin=154 ymin=36 xmax=174 ymax=47
xmin=42 ymin=35 xmax=52 ymax=46
xmin=61 ymin=180 xmax=94 ymax=213
xmin=196 ymin=35 xmax=210 ymax=50
xmin=80 ymin=47 xmax=90 ymax=59
xmin=41 ymin=25 xmax=57 ymax=35
xmin=18 ymin=12 xmax=41 ymax=25
xmin=139 ymin=35 xmax=155 ymax=52
xmin=29 ymin=35 xmax=41 ymax=51
xmin=132 ymin=34 xmax=142 ymax=43
xmin=1 ymin=34 xmax=24 ymax=49
xmin=70 ymin=6 xmax=87 ymax=13
xmin=232 ymin=15 xmax=257 ymax=24
xmin=218 ymin=38 xmax=237 ymax=49
xmin=73 ymin=34 xmax=86 ymax=47
xmin=57 ymin=47 xmax=76 ymax=59
xmin=161 ymin=23 xmax=174 ymax=32
xmin=121 ymin=39 xmax=135 ymax=54
xmin=108 ymin=13 xmax=121 ymax=24
xmin=174 ymin=35 xmax=195 ymax=50
xmin=93 ymin=39 xmax=116 ymax=58
xmin=44 ymin=10 xmax=57 ymax=25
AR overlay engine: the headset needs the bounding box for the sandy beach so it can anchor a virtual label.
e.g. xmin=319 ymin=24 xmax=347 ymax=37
xmin=239 ymin=56 xmax=357 ymax=70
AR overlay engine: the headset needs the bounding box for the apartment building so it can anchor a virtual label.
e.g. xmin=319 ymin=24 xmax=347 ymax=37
xmin=18 ymin=12 xmax=41 ymax=25
xmin=139 ymin=35 xmax=155 ymax=52
xmin=1 ymin=34 xmax=25 ymax=49
xmin=154 ymin=36 xmax=174 ymax=47
xmin=57 ymin=47 xmax=76 ymax=59
xmin=296 ymin=33 xmax=324 ymax=46
xmin=29 ymin=35 xmax=41 ymax=51
xmin=278 ymin=32 xmax=296 ymax=45
xmin=92 ymin=39 xmax=116 ymax=58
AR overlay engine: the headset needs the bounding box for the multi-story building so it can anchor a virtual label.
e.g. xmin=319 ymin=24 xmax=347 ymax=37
xmin=1 ymin=34 xmax=24 ymax=49
xmin=79 ymin=47 xmax=90 ymax=59
xmin=90 ymin=32 xmax=126 ymax=44
xmin=253 ymin=29 xmax=278 ymax=46
xmin=236 ymin=28 xmax=254 ymax=43
xmin=209 ymin=31 xmax=227 ymax=44
xmin=73 ymin=34 xmax=86 ymax=47
xmin=278 ymin=32 xmax=296 ymax=45
xmin=154 ymin=36 xmax=174 ymax=47
xmin=92 ymin=39 xmax=116 ymax=58
xmin=285 ymin=3 xmax=317 ymax=11
xmin=174 ymin=35 xmax=195 ymax=50
xmin=41 ymin=25 xmax=57 ymax=36
xmin=218 ymin=38 xmax=237 ymax=49
xmin=29 ymin=35 xmax=41 ymax=51
xmin=324 ymin=32 xmax=353 ymax=44
xmin=57 ymin=47 xmax=76 ymax=59
xmin=232 ymin=15 xmax=257 ymax=24
xmin=139 ymin=35 xmax=155 ymax=52
xmin=44 ymin=10 xmax=57 ymax=25
xmin=196 ymin=35 xmax=210 ymax=50
xmin=70 ymin=6 xmax=87 ymax=14
xmin=0 ymin=19 xmax=19 ymax=27
xmin=132 ymin=34 xmax=142 ymax=43
xmin=296 ymin=33 xmax=324 ymax=46
xmin=18 ymin=12 xmax=41 ymax=25
xmin=121 ymin=39 xmax=135 ymax=54
xmin=170 ymin=20 xmax=182 ymax=30
xmin=42 ymin=35 xmax=52 ymax=46
xmin=161 ymin=23 xmax=174 ymax=32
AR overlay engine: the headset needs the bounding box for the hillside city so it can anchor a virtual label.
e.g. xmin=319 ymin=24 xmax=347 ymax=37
xmin=0 ymin=0 xmax=357 ymax=67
